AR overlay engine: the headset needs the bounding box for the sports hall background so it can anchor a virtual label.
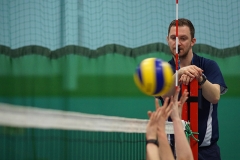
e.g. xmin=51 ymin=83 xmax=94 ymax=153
xmin=0 ymin=0 xmax=239 ymax=159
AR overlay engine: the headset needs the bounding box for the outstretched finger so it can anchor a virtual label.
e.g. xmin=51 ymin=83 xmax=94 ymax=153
xmin=155 ymin=98 xmax=161 ymax=111
xmin=164 ymin=101 xmax=173 ymax=118
xmin=173 ymin=86 xmax=180 ymax=101
xmin=162 ymin=97 xmax=170 ymax=109
xmin=147 ymin=111 xmax=152 ymax=118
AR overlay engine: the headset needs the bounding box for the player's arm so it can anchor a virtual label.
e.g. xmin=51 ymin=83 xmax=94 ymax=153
xmin=146 ymin=108 xmax=160 ymax=160
xmin=172 ymin=118 xmax=193 ymax=160
xmin=157 ymin=131 xmax=174 ymax=160
xmin=146 ymin=143 xmax=160 ymax=160
xmin=155 ymin=98 xmax=174 ymax=160
xmin=171 ymin=87 xmax=193 ymax=160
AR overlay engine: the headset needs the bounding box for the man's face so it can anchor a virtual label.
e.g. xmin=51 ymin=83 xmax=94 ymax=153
xmin=167 ymin=26 xmax=196 ymax=59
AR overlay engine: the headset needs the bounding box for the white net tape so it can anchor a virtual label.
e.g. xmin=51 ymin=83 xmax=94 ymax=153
xmin=0 ymin=103 xmax=185 ymax=134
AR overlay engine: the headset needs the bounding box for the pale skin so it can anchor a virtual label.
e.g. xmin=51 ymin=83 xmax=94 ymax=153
xmin=170 ymin=87 xmax=193 ymax=160
xmin=156 ymin=98 xmax=174 ymax=160
xmin=146 ymin=87 xmax=193 ymax=160
xmin=163 ymin=25 xmax=220 ymax=104
xmin=146 ymin=97 xmax=174 ymax=160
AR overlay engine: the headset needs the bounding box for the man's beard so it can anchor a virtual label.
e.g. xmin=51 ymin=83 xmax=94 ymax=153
xmin=179 ymin=50 xmax=188 ymax=59
xmin=179 ymin=46 xmax=191 ymax=59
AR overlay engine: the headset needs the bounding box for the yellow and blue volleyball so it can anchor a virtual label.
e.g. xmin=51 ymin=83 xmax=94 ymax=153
xmin=134 ymin=58 xmax=173 ymax=96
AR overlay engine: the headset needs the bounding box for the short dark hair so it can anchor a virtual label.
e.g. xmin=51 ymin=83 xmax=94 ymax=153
xmin=168 ymin=18 xmax=195 ymax=39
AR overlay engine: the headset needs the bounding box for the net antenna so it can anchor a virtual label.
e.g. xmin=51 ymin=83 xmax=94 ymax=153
xmin=175 ymin=2 xmax=199 ymax=159
xmin=175 ymin=0 xmax=179 ymax=88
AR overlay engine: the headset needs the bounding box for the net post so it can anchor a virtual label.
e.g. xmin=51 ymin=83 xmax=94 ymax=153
xmin=181 ymin=78 xmax=199 ymax=160
xmin=181 ymin=84 xmax=188 ymax=121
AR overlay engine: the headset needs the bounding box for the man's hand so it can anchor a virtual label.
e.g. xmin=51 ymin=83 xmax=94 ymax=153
xmin=178 ymin=65 xmax=203 ymax=85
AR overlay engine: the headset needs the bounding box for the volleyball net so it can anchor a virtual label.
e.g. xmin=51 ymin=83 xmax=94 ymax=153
xmin=0 ymin=102 xmax=185 ymax=160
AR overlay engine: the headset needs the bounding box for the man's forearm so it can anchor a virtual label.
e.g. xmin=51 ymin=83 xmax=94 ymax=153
xmin=201 ymin=81 xmax=220 ymax=104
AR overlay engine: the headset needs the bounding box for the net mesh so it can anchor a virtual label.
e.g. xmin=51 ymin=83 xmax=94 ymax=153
xmin=0 ymin=0 xmax=239 ymax=57
xmin=0 ymin=103 xmax=185 ymax=160
xmin=0 ymin=103 xmax=146 ymax=160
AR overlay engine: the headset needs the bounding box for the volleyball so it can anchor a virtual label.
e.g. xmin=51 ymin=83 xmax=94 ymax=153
xmin=133 ymin=58 xmax=173 ymax=96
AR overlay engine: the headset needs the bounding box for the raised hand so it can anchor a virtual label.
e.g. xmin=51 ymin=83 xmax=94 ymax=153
xmin=178 ymin=65 xmax=203 ymax=85
xmin=146 ymin=97 xmax=172 ymax=139
xmin=170 ymin=87 xmax=189 ymax=121
xmin=155 ymin=97 xmax=173 ymax=133
xmin=146 ymin=111 xmax=159 ymax=140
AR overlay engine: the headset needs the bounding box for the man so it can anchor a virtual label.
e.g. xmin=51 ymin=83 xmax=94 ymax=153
xmin=160 ymin=18 xmax=228 ymax=160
